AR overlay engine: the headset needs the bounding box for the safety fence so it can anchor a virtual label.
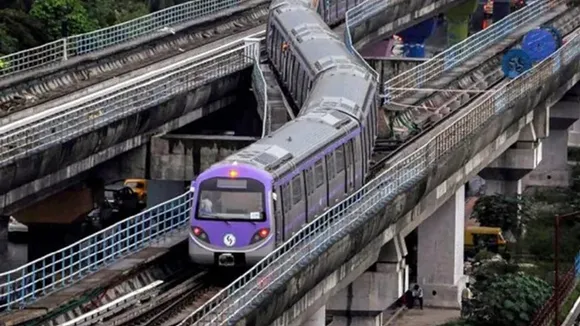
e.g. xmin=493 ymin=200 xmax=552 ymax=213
xmin=319 ymin=0 xmax=366 ymax=26
xmin=530 ymin=266 xmax=577 ymax=326
xmin=383 ymin=0 xmax=564 ymax=102
xmin=0 ymin=33 xmax=265 ymax=168
xmin=250 ymin=51 xmax=269 ymax=138
xmin=0 ymin=192 xmax=193 ymax=311
xmin=343 ymin=0 xmax=381 ymax=78
xmin=0 ymin=0 xmax=250 ymax=79
xmin=178 ymin=24 xmax=580 ymax=326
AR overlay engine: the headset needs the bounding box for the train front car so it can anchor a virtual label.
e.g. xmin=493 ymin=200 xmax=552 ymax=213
xmin=189 ymin=163 xmax=275 ymax=267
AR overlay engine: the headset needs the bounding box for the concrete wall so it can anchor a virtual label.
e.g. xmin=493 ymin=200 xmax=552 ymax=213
xmin=0 ymin=69 xmax=250 ymax=215
xmin=231 ymin=48 xmax=580 ymax=326
xmin=347 ymin=0 xmax=469 ymax=50
xmin=149 ymin=134 xmax=257 ymax=180
xmin=0 ymin=0 xmax=268 ymax=121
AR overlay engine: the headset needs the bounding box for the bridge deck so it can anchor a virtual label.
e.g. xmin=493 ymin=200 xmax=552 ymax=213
xmin=0 ymin=230 xmax=187 ymax=326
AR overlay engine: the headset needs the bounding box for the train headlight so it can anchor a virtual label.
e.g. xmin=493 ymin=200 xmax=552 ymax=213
xmin=250 ymin=228 xmax=270 ymax=244
xmin=191 ymin=226 xmax=209 ymax=243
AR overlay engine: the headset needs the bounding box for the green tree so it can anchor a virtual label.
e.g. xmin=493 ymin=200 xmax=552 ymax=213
xmin=83 ymin=0 xmax=149 ymax=28
xmin=147 ymin=0 xmax=189 ymax=12
xmin=471 ymin=194 xmax=532 ymax=238
xmin=0 ymin=8 xmax=49 ymax=54
xmin=469 ymin=273 xmax=551 ymax=326
xmin=30 ymin=0 xmax=97 ymax=40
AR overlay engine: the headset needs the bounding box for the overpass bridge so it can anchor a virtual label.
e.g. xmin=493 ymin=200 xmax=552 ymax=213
xmin=1 ymin=0 xmax=580 ymax=325
xmin=0 ymin=0 xmax=467 ymax=218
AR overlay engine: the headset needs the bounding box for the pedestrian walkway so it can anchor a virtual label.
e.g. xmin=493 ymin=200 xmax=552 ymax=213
xmin=390 ymin=308 xmax=460 ymax=326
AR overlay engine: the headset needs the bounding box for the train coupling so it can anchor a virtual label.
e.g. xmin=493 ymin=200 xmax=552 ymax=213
xmin=218 ymin=253 xmax=235 ymax=267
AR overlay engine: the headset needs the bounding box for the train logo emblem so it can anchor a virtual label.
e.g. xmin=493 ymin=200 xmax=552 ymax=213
xmin=223 ymin=234 xmax=236 ymax=247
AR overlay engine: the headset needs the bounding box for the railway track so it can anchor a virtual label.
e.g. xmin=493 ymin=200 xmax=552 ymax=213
xmin=369 ymin=6 xmax=580 ymax=178
xmin=103 ymin=270 xmax=242 ymax=326
xmin=0 ymin=1 xmax=269 ymax=123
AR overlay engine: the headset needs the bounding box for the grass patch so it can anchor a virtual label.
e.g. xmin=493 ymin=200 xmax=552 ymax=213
xmin=560 ymin=280 xmax=580 ymax=322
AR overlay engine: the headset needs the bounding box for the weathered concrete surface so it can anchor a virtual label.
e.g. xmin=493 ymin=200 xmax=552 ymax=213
xmin=232 ymin=45 xmax=580 ymax=326
xmin=0 ymin=0 xmax=268 ymax=117
xmin=150 ymin=134 xmax=257 ymax=180
xmin=525 ymin=91 xmax=580 ymax=188
xmin=366 ymin=58 xmax=427 ymax=87
xmin=345 ymin=0 xmax=470 ymax=51
xmin=0 ymin=69 xmax=250 ymax=215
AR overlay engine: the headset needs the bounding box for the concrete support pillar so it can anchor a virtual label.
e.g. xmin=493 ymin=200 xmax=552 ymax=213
xmin=328 ymin=236 xmax=408 ymax=326
xmin=526 ymin=98 xmax=580 ymax=188
xmin=303 ymin=306 xmax=325 ymax=326
xmin=446 ymin=0 xmax=478 ymax=46
xmin=485 ymin=179 xmax=522 ymax=196
xmin=479 ymin=112 xmax=543 ymax=193
xmin=146 ymin=179 xmax=187 ymax=208
xmin=417 ymin=185 xmax=466 ymax=309
xmin=568 ymin=119 xmax=580 ymax=149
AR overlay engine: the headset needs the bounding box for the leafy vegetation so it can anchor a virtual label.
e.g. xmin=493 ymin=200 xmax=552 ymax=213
xmin=0 ymin=0 xmax=183 ymax=56
xmin=471 ymin=194 xmax=532 ymax=239
xmin=469 ymin=273 xmax=552 ymax=326
xmin=446 ymin=171 xmax=580 ymax=326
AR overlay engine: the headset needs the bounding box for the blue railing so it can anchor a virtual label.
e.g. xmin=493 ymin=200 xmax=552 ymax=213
xmin=0 ymin=192 xmax=193 ymax=310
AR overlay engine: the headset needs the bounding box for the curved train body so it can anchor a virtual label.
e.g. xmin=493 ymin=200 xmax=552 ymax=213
xmin=189 ymin=0 xmax=378 ymax=267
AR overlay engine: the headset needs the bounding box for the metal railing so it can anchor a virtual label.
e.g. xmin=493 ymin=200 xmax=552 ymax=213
xmin=383 ymin=0 xmax=563 ymax=102
xmin=319 ymin=0 xmax=366 ymax=26
xmin=0 ymin=0 xmax=250 ymax=79
xmin=250 ymin=52 xmax=269 ymax=138
xmin=530 ymin=267 xmax=577 ymax=326
xmin=0 ymin=192 xmax=193 ymax=310
xmin=179 ymin=28 xmax=580 ymax=326
xmin=0 ymin=34 xmax=264 ymax=168
xmin=343 ymin=0 xmax=381 ymax=78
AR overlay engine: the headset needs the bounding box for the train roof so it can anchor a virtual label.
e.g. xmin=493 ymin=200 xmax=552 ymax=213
xmin=302 ymin=65 xmax=376 ymax=119
xmin=223 ymin=110 xmax=357 ymax=173
xmin=270 ymin=5 xmax=353 ymax=75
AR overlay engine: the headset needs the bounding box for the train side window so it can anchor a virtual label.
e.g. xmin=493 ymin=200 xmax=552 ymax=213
xmin=326 ymin=154 xmax=335 ymax=179
xmin=305 ymin=168 xmax=315 ymax=195
xmin=335 ymin=146 xmax=345 ymax=172
xmin=314 ymin=160 xmax=324 ymax=188
xmin=281 ymin=183 xmax=291 ymax=213
xmin=292 ymin=175 xmax=302 ymax=205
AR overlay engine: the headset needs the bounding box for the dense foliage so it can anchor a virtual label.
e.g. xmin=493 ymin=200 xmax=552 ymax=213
xmin=470 ymin=272 xmax=552 ymax=326
xmin=471 ymin=194 xmax=532 ymax=238
xmin=0 ymin=0 xmax=183 ymax=56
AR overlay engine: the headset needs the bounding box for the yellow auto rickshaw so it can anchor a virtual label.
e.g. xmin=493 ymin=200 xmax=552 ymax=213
xmin=464 ymin=226 xmax=507 ymax=257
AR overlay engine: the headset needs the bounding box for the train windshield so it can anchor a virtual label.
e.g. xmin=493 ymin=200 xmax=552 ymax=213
xmin=196 ymin=177 xmax=266 ymax=221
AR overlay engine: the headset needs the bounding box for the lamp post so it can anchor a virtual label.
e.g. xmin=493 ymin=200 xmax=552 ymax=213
xmin=554 ymin=211 xmax=580 ymax=326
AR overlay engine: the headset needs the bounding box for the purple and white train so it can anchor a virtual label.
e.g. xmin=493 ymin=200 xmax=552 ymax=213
xmin=188 ymin=0 xmax=378 ymax=267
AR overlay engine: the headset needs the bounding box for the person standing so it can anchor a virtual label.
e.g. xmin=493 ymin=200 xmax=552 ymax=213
xmin=461 ymin=283 xmax=474 ymax=317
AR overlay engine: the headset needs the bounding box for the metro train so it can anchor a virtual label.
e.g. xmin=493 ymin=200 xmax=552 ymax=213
xmin=188 ymin=0 xmax=378 ymax=267
xmin=266 ymin=0 xmax=355 ymax=109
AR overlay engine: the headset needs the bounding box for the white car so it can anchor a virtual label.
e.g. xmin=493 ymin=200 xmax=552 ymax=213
xmin=7 ymin=216 xmax=28 ymax=241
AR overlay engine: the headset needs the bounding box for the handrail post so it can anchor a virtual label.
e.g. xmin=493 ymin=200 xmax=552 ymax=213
xmin=62 ymin=38 xmax=68 ymax=61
